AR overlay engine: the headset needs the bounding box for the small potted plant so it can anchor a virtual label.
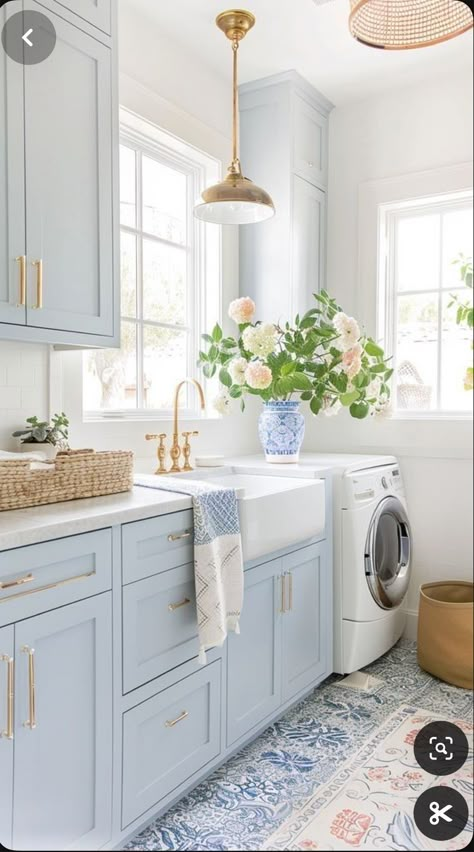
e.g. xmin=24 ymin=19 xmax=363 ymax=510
xmin=12 ymin=413 xmax=70 ymax=460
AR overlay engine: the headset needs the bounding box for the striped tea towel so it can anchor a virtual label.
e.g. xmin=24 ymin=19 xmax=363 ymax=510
xmin=134 ymin=475 xmax=244 ymax=664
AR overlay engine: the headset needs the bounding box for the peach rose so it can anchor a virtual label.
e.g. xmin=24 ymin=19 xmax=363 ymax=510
xmin=245 ymin=361 xmax=272 ymax=390
xmin=342 ymin=345 xmax=363 ymax=380
xmin=228 ymin=297 xmax=256 ymax=325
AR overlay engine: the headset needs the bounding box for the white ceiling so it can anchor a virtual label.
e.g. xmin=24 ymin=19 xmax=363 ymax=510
xmin=124 ymin=0 xmax=473 ymax=105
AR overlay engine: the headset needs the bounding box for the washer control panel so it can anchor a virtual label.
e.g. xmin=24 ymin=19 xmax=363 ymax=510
xmin=343 ymin=465 xmax=405 ymax=508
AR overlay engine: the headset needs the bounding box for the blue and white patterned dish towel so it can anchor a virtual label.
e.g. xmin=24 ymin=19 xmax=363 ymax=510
xmin=134 ymin=475 xmax=244 ymax=664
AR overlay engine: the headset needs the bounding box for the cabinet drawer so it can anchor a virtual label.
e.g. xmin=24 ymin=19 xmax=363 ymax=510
xmin=122 ymin=511 xmax=194 ymax=584
xmin=293 ymin=94 xmax=327 ymax=187
xmin=0 ymin=529 xmax=112 ymax=626
xmin=122 ymin=661 xmax=221 ymax=828
xmin=123 ymin=563 xmax=198 ymax=693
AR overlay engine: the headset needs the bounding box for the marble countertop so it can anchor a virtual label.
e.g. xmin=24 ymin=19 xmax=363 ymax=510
xmin=0 ymin=487 xmax=192 ymax=551
xmin=0 ymin=453 xmax=354 ymax=552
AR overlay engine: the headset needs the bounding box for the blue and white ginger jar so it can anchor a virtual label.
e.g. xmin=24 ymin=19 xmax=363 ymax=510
xmin=258 ymin=400 xmax=305 ymax=463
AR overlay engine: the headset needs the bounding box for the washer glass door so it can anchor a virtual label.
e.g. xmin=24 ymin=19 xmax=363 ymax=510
xmin=365 ymin=497 xmax=411 ymax=609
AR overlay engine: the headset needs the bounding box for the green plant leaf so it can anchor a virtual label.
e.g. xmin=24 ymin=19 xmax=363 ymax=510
xmin=365 ymin=340 xmax=384 ymax=357
xmin=202 ymin=333 xmax=213 ymax=344
xmin=219 ymin=368 xmax=232 ymax=388
xmin=292 ymin=373 xmax=313 ymax=391
xmin=340 ymin=390 xmax=359 ymax=407
xmin=300 ymin=391 xmax=313 ymax=401
xmin=310 ymin=396 xmax=322 ymax=416
xmin=350 ymin=400 xmax=370 ymax=419
xmin=229 ymin=385 xmax=242 ymax=398
xmin=212 ymin=323 xmax=223 ymax=343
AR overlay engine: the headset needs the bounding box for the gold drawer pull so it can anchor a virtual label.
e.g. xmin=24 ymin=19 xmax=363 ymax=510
xmin=0 ymin=655 xmax=14 ymax=740
xmin=280 ymin=573 xmax=286 ymax=613
xmin=21 ymin=646 xmax=36 ymax=730
xmin=0 ymin=572 xmax=34 ymax=591
xmin=0 ymin=570 xmax=95 ymax=604
xmin=168 ymin=530 xmax=193 ymax=543
xmin=32 ymin=259 xmax=43 ymax=310
xmin=288 ymin=572 xmax=293 ymax=611
xmin=165 ymin=710 xmax=188 ymax=728
xmin=168 ymin=597 xmax=191 ymax=613
xmin=15 ymin=255 xmax=26 ymax=307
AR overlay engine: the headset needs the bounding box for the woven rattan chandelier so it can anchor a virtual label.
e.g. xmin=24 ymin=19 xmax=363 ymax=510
xmin=349 ymin=0 xmax=473 ymax=49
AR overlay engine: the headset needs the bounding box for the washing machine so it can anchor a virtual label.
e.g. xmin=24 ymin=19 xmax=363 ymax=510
xmin=311 ymin=454 xmax=412 ymax=674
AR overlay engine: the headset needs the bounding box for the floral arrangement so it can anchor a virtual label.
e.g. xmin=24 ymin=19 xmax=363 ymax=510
xmin=449 ymin=254 xmax=473 ymax=391
xmin=12 ymin=413 xmax=70 ymax=447
xmin=198 ymin=291 xmax=392 ymax=418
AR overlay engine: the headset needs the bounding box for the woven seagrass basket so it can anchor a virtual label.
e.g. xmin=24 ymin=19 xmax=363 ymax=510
xmin=0 ymin=449 xmax=134 ymax=511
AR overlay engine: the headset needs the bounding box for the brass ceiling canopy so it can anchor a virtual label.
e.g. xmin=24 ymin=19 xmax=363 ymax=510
xmin=349 ymin=0 xmax=473 ymax=50
xmin=194 ymin=9 xmax=275 ymax=225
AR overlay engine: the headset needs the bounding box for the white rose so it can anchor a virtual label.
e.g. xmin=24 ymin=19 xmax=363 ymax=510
xmin=213 ymin=390 xmax=232 ymax=416
xmin=229 ymin=357 xmax=248 ymax=386
xmin=242 ymin=323 xmax=277 ymax=358
xmin=333 ymin=312 xmax=361 ymax=351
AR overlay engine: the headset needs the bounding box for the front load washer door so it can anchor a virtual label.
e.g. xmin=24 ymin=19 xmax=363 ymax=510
xmin=365 ymin=496 xmax=411 ymax=609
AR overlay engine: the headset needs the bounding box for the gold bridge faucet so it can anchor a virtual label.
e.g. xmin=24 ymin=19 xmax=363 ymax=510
xmin=146 ymin=378 xmax=206 ymax=475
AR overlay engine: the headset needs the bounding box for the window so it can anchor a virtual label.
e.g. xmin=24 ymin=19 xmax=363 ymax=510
xmin=379 ymin=191 xmax=473 ymax=416
xmin=83 ymin=111 xmax=220 ymax=418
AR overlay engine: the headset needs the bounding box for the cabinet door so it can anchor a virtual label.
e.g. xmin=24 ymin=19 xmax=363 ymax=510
xmin=12 ymin=594 xmax=113 ymax=851
xmin=42 ymin=0 xmax=112 ymax=35
xmin=293 ymin=94 xmax=327 ymax=188
xmin=24 ymin=1 xmax=114 ymax=337
xmin=291 ymin=175 xmax=326 ymax=317
xmin=282 ymin=543 xmax=329 ymax=702
xmin=0 ymin=3 xmax=26 ymax=326
xmin=0 ymin=625 xmax=14 ymax=849
xmin=227 ymin=559 xmax=282 ymax=746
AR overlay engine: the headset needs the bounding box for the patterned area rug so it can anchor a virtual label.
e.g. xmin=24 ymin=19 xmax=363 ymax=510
xmin=263 ymin=706 xmax=473 ymax=850
xmin=127 ymin=641 xmax=473 ymax=850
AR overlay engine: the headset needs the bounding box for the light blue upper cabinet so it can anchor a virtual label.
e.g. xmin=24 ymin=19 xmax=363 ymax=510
xmin=24 ymin=1 xmax=115 ymax=338
xmin=0 ymin=0 xmax=118 ymax=347
xmin=12 ymin=594 xmax=113 ymax=851
xmin=38 ymin=0 xmax=112 ymax=35
xmin=0 ymin=4 xmax=26 ymax=326
xmin=0 ymin=625 xmax=14 ymax=851
xmin=239 ymin=71 xmax=333 ymax=322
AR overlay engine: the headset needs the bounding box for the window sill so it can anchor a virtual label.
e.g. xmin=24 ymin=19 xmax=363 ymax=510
xmin=83 ymin=411 xmax=219 ymax=424
xmin=389 ymin=411 xmax=473 ymax=422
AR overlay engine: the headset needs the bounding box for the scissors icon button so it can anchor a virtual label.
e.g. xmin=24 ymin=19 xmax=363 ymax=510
xmin=429 ymin=801 xmax=453 ymax=825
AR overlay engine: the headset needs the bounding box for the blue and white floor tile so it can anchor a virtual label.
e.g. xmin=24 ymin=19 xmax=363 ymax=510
xmin=126 ymin=641 xmax=472 ymax=851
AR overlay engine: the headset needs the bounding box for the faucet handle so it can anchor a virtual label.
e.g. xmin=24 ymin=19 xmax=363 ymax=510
xmin=146 ymin=433 xmax=168 ymax=475
xmin=181 ymin=431 xmax=199 ymax=472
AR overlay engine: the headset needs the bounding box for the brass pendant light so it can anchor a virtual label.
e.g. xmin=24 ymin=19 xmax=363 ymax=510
xmin=349 ymin=0 xmax=473 ymax=50
xmin=194 ymin=10 xmax=275 ymax=224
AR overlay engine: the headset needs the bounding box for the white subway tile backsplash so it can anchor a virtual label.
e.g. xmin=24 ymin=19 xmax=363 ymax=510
xmin=0 ymin=342 xmax=50 ymax=450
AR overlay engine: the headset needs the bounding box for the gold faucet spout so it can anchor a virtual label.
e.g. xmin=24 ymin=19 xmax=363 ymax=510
xmin=170 ymin=378 xmax=206 ymax=472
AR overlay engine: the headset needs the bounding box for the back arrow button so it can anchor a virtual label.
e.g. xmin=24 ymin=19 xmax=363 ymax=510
xmin=22 ymin=28 xmax=34 ymax=47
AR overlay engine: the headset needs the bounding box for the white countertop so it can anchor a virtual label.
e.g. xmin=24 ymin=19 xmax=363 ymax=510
xmin=0 ymin=487 xmax=192 ymax=551
xmin=0 ymin=452 xmax=388 ymax=552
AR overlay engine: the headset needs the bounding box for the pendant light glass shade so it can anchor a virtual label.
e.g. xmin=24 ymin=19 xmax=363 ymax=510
xmin=194 ymin=10 xmax=275 ymax=225
xmin=349 ymin=0 xmax=473 ymax=50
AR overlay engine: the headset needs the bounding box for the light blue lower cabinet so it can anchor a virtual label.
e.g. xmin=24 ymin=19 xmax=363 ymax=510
xmin=12 ymin=594 xmax=113 ymax=852
xmin=122 ymin=561 xmax=198 ymax=693
xmin=227 ymin=557 xmax=282 ymax=746
xmin=281 ymin=542 xmax=328 ymax=702
xmin=0 ymin=624 xmax=14 ymax=850
xmin=122 ymin=660 xmax=222 ymax=829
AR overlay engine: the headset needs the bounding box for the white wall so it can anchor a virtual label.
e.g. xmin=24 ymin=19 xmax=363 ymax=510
xmin=0 ymin=342 xmax=50 ymax=448
xmin=306 ymin=70 xmax=474 ymax=637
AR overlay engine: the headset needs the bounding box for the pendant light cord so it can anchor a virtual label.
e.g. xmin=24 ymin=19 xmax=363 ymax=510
xmin=231 ymin=39 xmax=239 ymax=171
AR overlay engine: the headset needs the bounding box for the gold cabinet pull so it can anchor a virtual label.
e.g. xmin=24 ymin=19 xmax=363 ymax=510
xmin=0 ymin=570 xmax=95 ymax=604
xmin=32 ymin=260 xmax=43 ymax=309
xmin=168 ymin=597 xmax=191 ymax=613
xmin=0 ymin=655 xmax=14 ymax=740
xmin=21 ymin=646 xmax=36 ymax=730
xmin=288 ymin=572 xmax=293 ymax=612
xmin=0 ymin=572 xmax=34 ymax=591
xmin=165 ymin=710 xmax=188 ymax=728
xmin=168 ymin=530 xmax=193 ymax=543
xmin=15 ymin=255 xmax=26 ymax=307
xmin=280 ymin=574 xmax=286 ymax=613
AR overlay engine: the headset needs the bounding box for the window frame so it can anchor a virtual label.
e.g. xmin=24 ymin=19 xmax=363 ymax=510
xmin=378 ymin=190 xmax=473 ymax=420
xmin=83 ymin=109 xmax=221 ymax=421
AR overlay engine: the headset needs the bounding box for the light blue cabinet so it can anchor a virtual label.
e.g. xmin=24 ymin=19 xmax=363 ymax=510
xmin=227 ymin=557 xmax=282 ymax=746
xmin=12 ymin=593 xmax=113 ymax=851
xmin=0 ymin=4 xmax=26 ymax=326
xmin=0 ymin=625 xmax=14 ymax=850
xmin=38 ymin=0 xmax=112 ymax=34
xmin=282 ymin=543 xmax=328 ymax=702
xmin=0 ymin=1 xmax=118 ymax=347
xmin=239 ymin=71 xmax=332 ymax=321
